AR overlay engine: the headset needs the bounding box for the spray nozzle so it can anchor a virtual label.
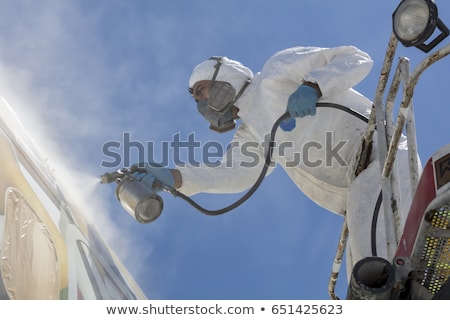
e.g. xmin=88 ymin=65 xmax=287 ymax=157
xmin=100 ymin=168 xmax=134 ymax=184
xmin=100 ymin=172 xmax=120 ymax=184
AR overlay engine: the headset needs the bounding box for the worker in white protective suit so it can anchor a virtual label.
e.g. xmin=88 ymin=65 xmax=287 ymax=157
xmin=133 ymin=46 xmax=419 ymax=280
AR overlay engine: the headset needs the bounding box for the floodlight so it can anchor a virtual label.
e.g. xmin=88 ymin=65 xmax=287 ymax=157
xmin=393 ymin=0 xmax=449 ymax=52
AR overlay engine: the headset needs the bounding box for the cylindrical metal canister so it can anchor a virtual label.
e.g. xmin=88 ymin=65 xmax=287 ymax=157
xmin=116 ymin=179 xmax=163 ymax=223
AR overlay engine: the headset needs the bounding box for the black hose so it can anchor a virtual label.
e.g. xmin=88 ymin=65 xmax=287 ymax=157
xmin=167 ymin=102 xmax=372 ymax=217
xmin=168 ymin=111 xmax=290 ymax=215
xmin=371 ymin=191 xmax=383 ymax=256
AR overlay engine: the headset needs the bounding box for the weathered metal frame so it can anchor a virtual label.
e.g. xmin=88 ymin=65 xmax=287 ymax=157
xmin=328 ymin=34 xmax=450 ymax=299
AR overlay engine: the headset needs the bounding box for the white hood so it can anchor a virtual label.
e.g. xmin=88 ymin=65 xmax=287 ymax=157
xmin=189 ymin=57 xmax=253 ymax=91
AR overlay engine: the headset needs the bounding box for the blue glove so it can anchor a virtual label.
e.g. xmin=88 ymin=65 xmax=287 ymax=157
xmin=280 ymin=84 xmax=319 ymax=132
xmin=287 ymin=84 xmax=319 ymax=117
xmin=131 ymin=163 xmax=175 ymax=191
xmin=279 ymin=117 xmax=296 ymax=132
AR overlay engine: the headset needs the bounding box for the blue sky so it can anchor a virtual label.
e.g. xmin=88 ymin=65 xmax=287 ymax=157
xmin=0 ymin=0 xmax=449 ymax=300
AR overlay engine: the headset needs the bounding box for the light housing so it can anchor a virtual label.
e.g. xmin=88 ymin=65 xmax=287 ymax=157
xmin=393 ymin=0 xmax=449 ymax=53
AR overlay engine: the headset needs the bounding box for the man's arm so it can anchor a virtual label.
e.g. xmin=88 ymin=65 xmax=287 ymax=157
xmin=302 ymin=46 xmax=373 ymax=97
xmin=265 ymin=46 xmax=373 ymax=98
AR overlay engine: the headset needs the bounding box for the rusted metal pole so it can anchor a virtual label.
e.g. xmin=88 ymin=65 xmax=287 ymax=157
xmin=382 ymin=44 xmax=450 ymax=179
xmin=328 ymin=218 xmax=349 ymax=300
xmin=374 ymin=33 xmax=400 ymax=258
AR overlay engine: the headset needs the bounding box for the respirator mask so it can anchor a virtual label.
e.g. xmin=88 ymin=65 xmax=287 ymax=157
xmin=197 ymin=81 xmax=237 ymax=133
xmin=194 ymin=57 xmax=251 ymax=133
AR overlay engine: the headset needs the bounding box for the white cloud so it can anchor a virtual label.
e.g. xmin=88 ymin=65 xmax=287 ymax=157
xmin=0 ymin=0 xmax=155 ymax=290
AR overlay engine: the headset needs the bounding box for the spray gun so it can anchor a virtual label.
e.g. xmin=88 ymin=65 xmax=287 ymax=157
xmin=100 ymin=112 xmax=293 ymax=224
xmin=100 ymin=106 xmax=362 ymax=224
xmin=100 ymin=168 xmax=165 ymax=223
xmin=99 ymin=112 xmax=292 ymax=224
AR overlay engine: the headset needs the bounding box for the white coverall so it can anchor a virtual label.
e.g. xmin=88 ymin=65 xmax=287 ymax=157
xmin=178 ymin=46 xmax=417 ymax=278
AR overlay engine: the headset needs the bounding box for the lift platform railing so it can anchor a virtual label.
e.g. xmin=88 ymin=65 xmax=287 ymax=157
xmin=328 ymin=34 xmax=450 ymax=299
